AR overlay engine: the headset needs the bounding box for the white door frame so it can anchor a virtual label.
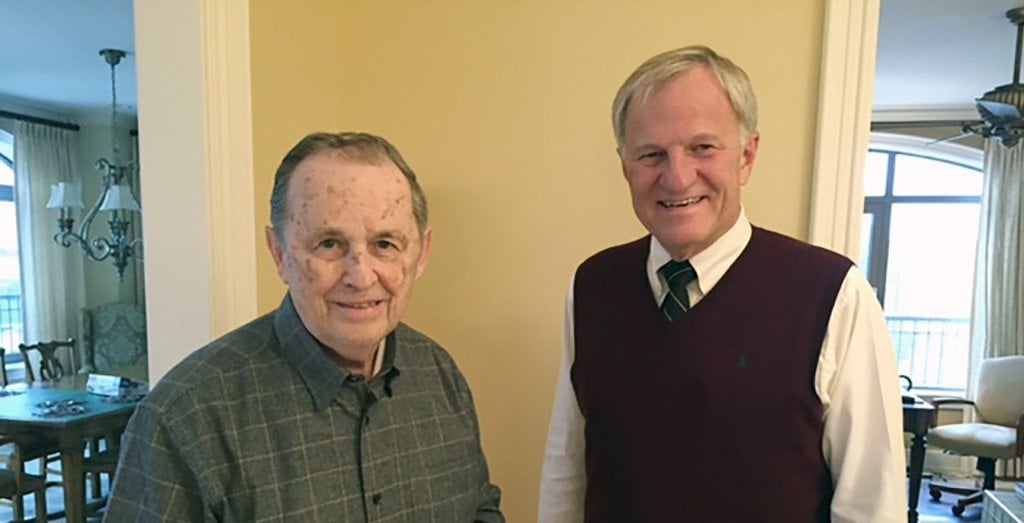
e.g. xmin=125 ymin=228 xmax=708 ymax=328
xmin=810 ymin=0 xmax=881 ymax=259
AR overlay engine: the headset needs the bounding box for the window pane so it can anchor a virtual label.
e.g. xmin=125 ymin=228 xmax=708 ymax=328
xmin=883 ymin=202 xmax=978 ymax=390
xmin=864 ymin=151 xmax=888 ymax=196
xmin=883 ymin=203 xmax=978 ymax=316
xmin=892 ymin=154 xmax=982 ymax=196
xmin=0 ymin=196 xmax=22 ymax=353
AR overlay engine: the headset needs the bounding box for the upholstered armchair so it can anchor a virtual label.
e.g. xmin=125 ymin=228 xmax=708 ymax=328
xmin=79 ymin=302 xmax=147 ymax=376
xmin=927 ymin=355 xmax=1024 ymax=516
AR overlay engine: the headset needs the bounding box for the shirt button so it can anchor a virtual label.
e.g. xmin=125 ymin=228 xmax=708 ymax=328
xmin=372 ymin=493 xmax=382 ymax=505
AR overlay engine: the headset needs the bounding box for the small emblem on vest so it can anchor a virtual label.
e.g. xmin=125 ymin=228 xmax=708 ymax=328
xmin=739 ymin=354 xmax=750 ymax=369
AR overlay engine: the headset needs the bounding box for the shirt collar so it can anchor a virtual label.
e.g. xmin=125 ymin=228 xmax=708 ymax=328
xmin=647 ymin=209 xmax=752 ymax=300
xmin=273 ymin=295 xmax=400 ymax=411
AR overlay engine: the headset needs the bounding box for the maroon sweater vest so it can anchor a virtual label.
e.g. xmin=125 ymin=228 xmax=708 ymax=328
xmin=571 ymin=227 xmax=852 ymax=523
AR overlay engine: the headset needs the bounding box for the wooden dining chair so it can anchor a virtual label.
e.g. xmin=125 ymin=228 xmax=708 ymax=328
xmin=6 ymin=340 xmax=79 ymax=502
xmin=0 ymin=418 xmax=63 ymax=502
xmin=20 ymin=338 xmax=125 ymax=506
xmin=82 ymin=443 xmax=120 ymax=514
xmin=18 ymin=338 xmax=77 ymax=383
xmin=0 ymin=439 xmax=52 ymax=522
xmin=1 ymin=343 xmax=64 ymax=483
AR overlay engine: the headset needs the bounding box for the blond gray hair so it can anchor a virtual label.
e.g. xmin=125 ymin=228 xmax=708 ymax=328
xmin=612 ymin=45 xmax=758 ymax=149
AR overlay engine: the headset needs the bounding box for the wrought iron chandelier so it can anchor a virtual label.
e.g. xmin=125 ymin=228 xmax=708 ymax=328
xmin=46 ymin=48 xmax=142 ymax=281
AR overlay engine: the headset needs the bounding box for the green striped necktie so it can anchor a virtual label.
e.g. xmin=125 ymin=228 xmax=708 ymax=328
xmin=659 ymin=259 xmax=697 ymax=321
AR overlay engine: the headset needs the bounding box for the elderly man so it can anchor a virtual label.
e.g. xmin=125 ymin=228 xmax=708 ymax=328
xmin=106 ymin=132 xmax=503 ymax=522
xmin=539 ymin=46 xmax=905 ymax=522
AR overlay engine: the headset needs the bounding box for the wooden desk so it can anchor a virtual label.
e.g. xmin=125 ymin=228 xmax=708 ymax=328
xmin=0 ymin=375 xmax=140 ymax=523
xmin=904 ymin=398 xmax=937 ymax=523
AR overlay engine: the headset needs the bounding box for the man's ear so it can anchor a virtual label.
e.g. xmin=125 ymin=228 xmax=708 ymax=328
xmin=265 ymin=226 xmax=288 ymax=282
xmin=617 ymin=147 xmax=628 ymax=180
xmin=738 ymin=131 xmax=760 ymax=186
xmin=414 ymin=228 xmax=433 ymax=281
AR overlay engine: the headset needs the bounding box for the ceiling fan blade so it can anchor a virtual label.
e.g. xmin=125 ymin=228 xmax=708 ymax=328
xmin=925 ymin=131 xmax=973 ymax=146
xmin=977 ymin=99 xmax=1022 ymax=119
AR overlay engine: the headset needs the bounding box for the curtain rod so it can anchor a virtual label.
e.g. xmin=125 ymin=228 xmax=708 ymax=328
xmin=0 ymin=109 xmax=80 ymax=132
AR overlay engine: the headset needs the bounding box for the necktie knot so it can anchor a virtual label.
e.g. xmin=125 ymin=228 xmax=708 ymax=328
xmin=659 ymin=260 xmax=696 ymax=321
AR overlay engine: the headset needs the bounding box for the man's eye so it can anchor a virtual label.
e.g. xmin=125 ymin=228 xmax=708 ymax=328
xmin=319 ymin=239 xmax=340 ymax=249
xmin=375 ymin=240 xmax=397 ymax=250
xmin=637 ymin=151 xmax=664 ymax=162
xmin=692 ymin=144 xmax=716 ymax=155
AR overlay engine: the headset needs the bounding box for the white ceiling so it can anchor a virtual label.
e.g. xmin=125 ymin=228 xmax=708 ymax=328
xmin=0 ymin=1 xmax=1021 ymax=124
xmin=0 ymin=0 xmax=135 ymax=123
xmin=874 ymin=0 xmax=1024 ymax=115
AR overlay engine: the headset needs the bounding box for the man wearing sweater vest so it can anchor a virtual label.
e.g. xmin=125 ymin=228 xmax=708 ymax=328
xmin=538 ymin=46 xmax=906 ymax=522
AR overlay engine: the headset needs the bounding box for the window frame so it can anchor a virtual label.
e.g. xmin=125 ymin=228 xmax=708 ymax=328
xmin=864 ymin=133 xmax=983 ymax=394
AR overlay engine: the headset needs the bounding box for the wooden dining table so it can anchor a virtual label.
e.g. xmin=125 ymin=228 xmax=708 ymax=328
xmin=0 ymin=374 xmax=142 ymax=523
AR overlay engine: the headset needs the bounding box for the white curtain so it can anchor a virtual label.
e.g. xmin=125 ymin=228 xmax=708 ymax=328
xmin=969 ymin=139 xmax=1024 ymax=385
xmin=13 ymin=121 xmax=86 ymax=364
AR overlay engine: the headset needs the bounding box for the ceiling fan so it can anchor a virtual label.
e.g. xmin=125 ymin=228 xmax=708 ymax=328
xmin=873 ymin=7 xmax=1024 ymax=148
xmin=961 ymin=7 xmax=1024 ymax=147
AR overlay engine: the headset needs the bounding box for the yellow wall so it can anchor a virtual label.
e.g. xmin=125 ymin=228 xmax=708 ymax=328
xmin=250 ymin=2 xmax=824 ymax=520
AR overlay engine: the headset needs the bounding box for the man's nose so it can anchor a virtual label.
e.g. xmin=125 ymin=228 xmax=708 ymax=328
xmin=342 ymin=251 xmax=377 ymax=289
xmin=660 ymin=151 xmax=697 ymax=190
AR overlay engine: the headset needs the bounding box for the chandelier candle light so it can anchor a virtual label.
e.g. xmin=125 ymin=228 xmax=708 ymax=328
xmin=46 ymin=48 xmax=141 ymax=281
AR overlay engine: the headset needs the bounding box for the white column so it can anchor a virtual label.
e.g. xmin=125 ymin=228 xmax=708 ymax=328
xmin=134 ymin=0 xmax=256 ymax=382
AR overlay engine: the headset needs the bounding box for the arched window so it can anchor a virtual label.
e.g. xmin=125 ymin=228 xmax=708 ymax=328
xmin=862 ymin=133 xmax=983 ymax=392
xmin=0 ymin=128 xmax=24 ymax=366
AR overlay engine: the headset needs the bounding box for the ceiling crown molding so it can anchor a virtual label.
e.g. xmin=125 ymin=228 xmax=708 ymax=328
xmin=872 ymin=104 xmax=979 ymax=122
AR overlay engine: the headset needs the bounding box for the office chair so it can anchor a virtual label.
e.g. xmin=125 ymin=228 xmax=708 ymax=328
xmin=927 ymin=355 xmax=1024 ymax=516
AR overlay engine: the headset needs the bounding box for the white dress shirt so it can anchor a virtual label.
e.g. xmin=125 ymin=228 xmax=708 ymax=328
xmin=538 ymin=212 xmax=907 ymax=523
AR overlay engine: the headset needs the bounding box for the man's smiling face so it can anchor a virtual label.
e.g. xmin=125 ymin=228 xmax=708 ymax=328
xmin=619 ymin=66 xmax=759 ymax=260
xmin=267 ymin=150 xmax=431 ymax=362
